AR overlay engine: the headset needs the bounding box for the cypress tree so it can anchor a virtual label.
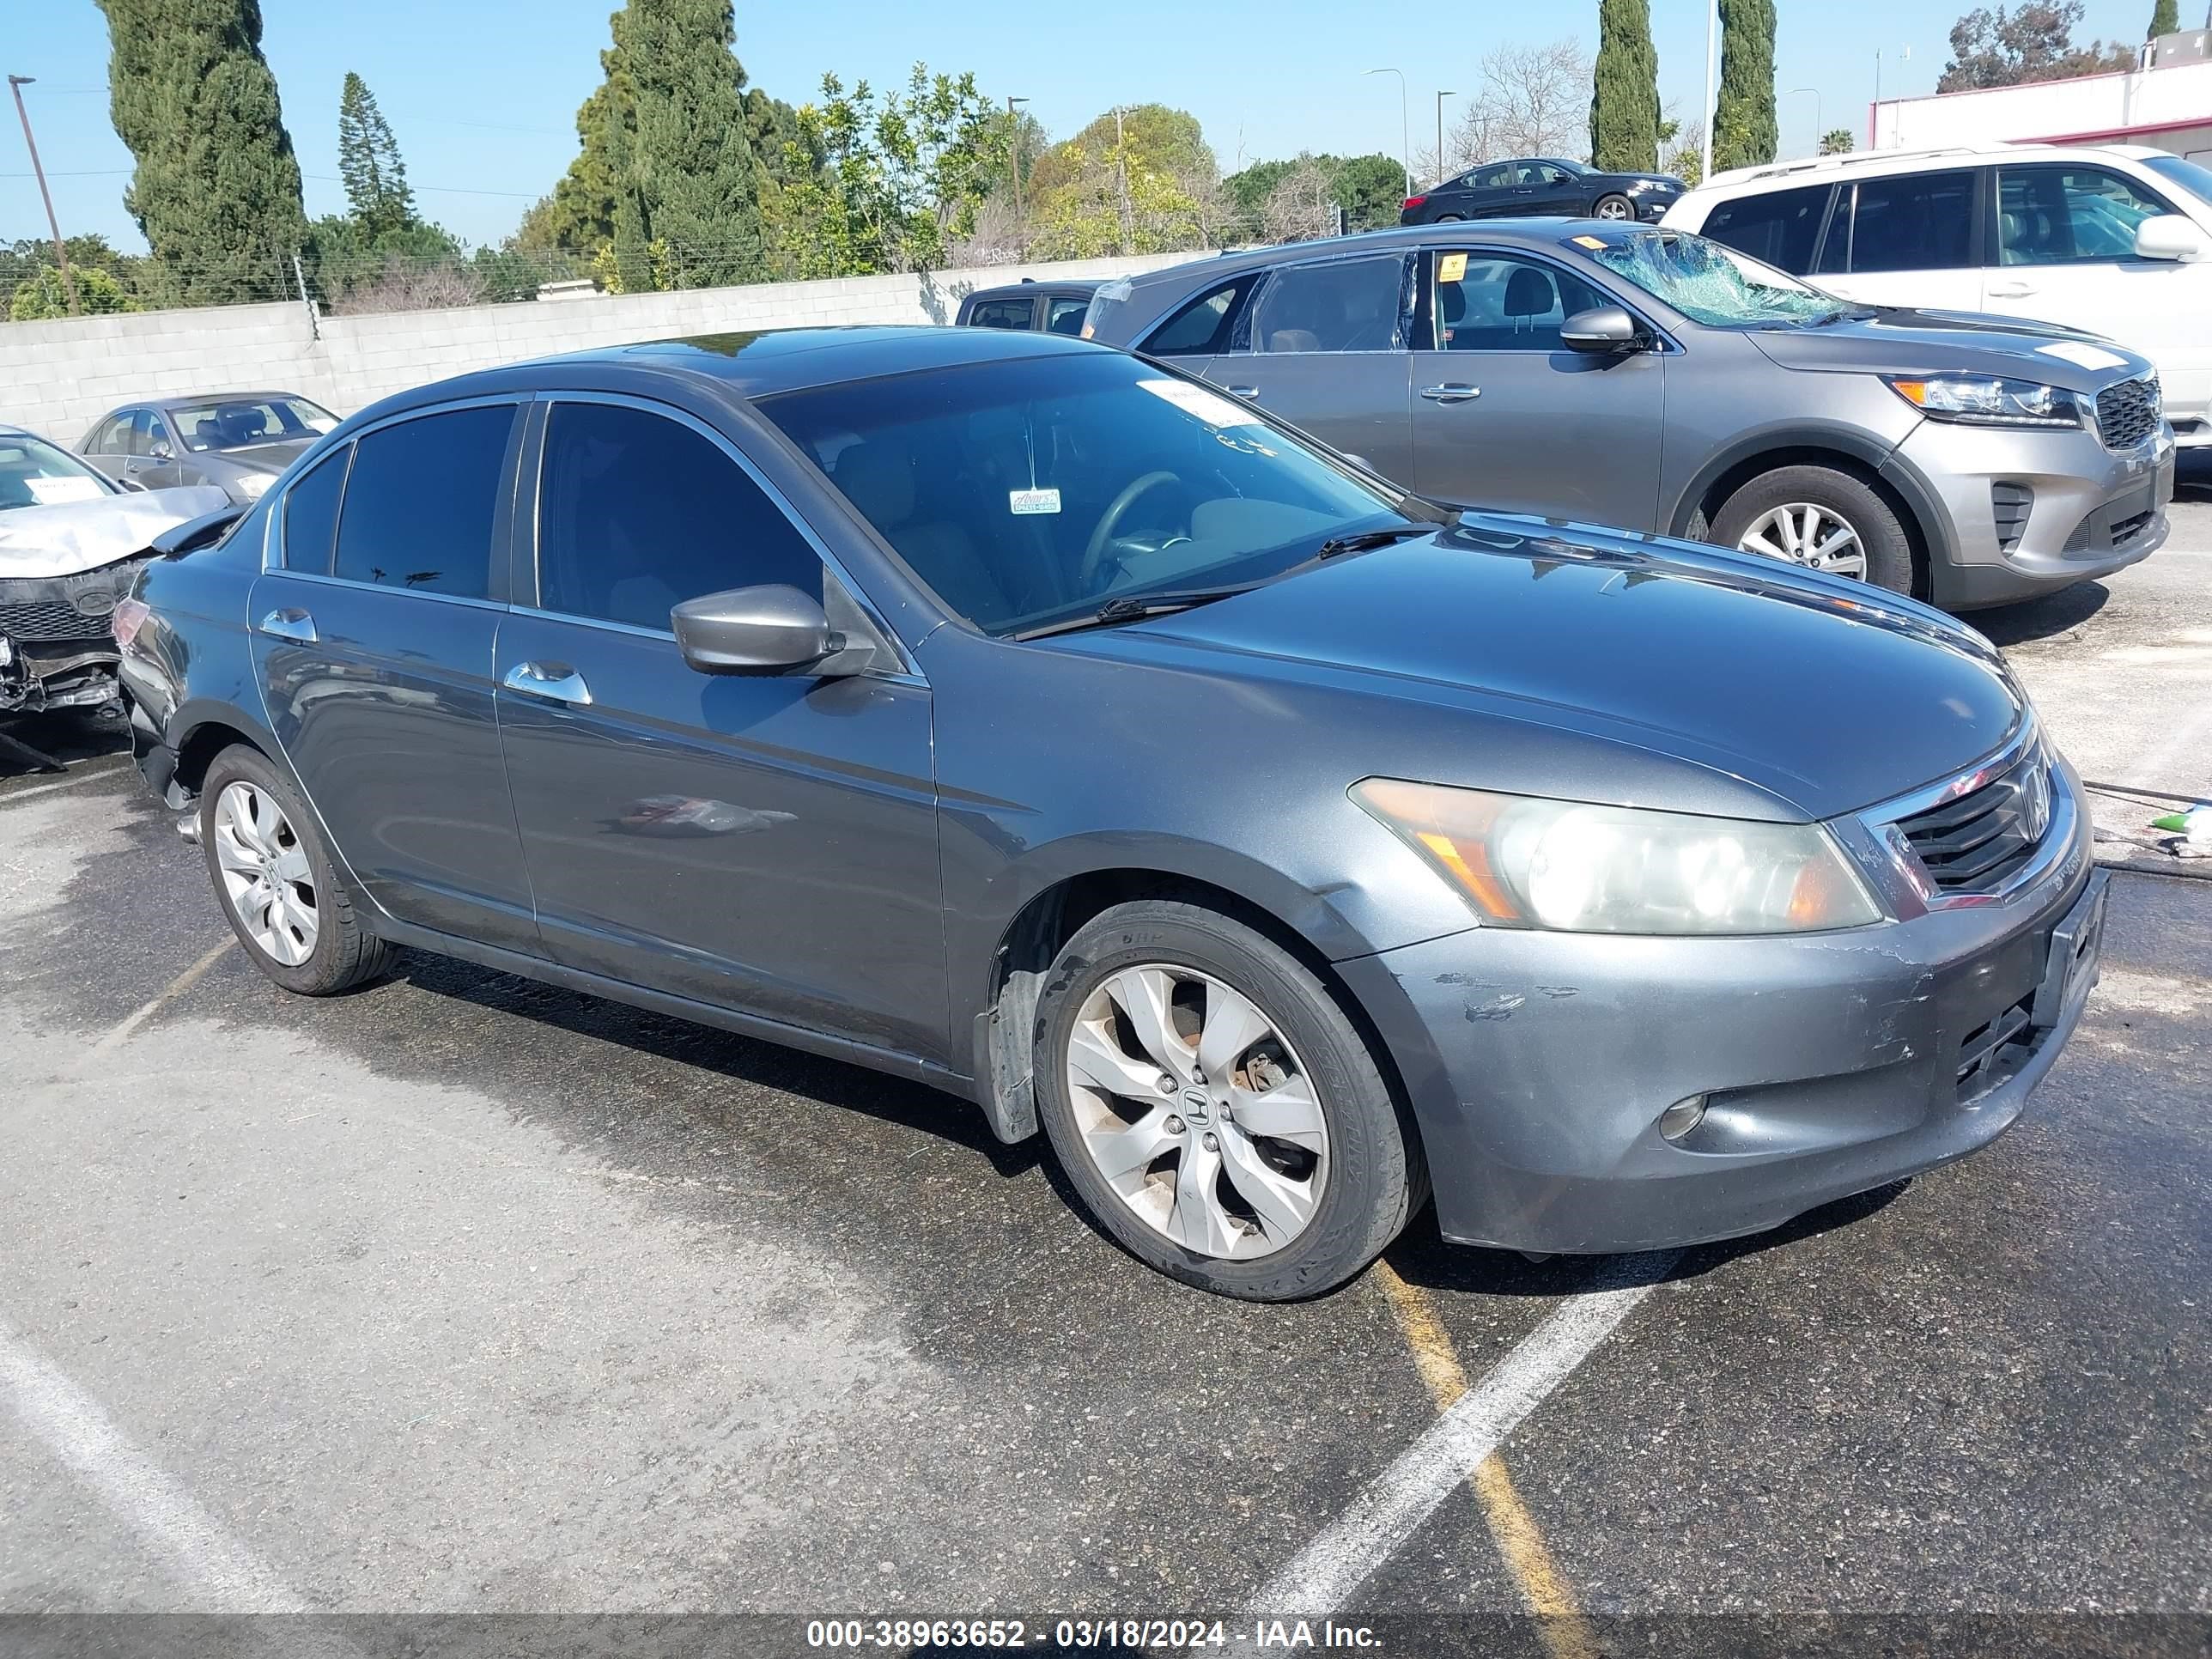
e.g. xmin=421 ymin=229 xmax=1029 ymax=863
xmin=94 ymin=0 xmax=307 ymax=305
xmin=338 ymin=72 xmax=416 ymax=237
xmin=1713 ymin=0 xmax=1778 ymax=172
xmin=1590 ymin=0 xmax=1662 ymax=172
xmin=2147 ymin=0 xmax=2179 ymax=37
xmin=617 ymin=0 xmax=766 ymax=289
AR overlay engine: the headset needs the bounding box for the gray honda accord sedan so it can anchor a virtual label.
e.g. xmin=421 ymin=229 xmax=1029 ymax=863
xmin=118 ymin=326 xmax=2106 ymax=1300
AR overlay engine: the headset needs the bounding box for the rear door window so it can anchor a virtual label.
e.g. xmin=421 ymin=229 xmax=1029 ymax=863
xmin=1045 ymin=296 xmax=1091 ymax=336
xmin=1827 ymin=171 xmax=1976 ymax=273
xmin=1700 ymin=184 xmax=1833 ymax=273
xmin=965 ymin=296 xmax=1036 ymax=330
xmin=332 ymin=405 xmax=514 ymax=599
xmin=282 ymin=444 xmax=350 ymax=574
xmin=1997 ymin=166 xmax=2172 ymax=264
xmin=1250 ymin=255 xmax=1409 ymax=353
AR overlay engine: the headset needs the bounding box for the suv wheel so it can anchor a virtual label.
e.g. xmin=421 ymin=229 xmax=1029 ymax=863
xmin=1711 ymin=465 xmax=1916 ymax=594
xmin=1594 ymin=193 xmax=1635 ymax=220
xmin=1034 ymin=901 xmax=1415 ymax=1300
xmin=201 ymin=745 xmax=392 ymax=995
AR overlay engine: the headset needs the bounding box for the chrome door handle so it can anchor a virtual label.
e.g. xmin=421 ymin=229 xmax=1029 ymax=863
xmin=502 ymin=660 xmax=592 ymax=706
xmin=1420 ymin=383 xmax=1481 ymax=404
xmin=1224 ymin=385 xmax=1261 ymax=399
xmin=257 ymin=607 xmax=318 ymax=643
xmin=1987 ymin=282 xmax=2036 ymax=297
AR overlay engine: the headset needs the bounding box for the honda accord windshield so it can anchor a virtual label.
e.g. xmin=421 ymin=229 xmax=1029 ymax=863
xmin=1591 ymin=228 xmax=1850 ymax=327
xmin=757 ymin=351 xmax=1432 ymax=638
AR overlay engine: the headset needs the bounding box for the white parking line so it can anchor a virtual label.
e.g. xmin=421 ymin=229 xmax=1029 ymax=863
xmin=0 ymin=1313 xmax=303 ymax=1612
xmin=1249 ymin=1252 xmax=1678 ymax=1614
xmin=79 ymin=937 xmax=234 ymax=1065
xmin=0 ymin=761 xmax=131 ymax=803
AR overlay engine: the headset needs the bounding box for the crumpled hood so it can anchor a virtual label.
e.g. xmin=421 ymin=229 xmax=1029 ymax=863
xmin=1748 ymin=307 xmax=2154 ymax=391
xmin=1082 ymin=517 xmax=2026 ymax=821
xmin=0 ymin=486 xmax=234 ymax=580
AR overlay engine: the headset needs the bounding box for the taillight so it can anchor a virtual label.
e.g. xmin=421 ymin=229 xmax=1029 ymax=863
xmin=111 ymin=597 xmax=151 ymax=650
xmin=1402 ymin=195 xmax=1427 ymax=210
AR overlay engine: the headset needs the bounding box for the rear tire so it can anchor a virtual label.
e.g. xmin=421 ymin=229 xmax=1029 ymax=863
xmin=1033 ymin=901 xmax=1415 ymax=1301
xmin=1710 ymin=465 xmax=1917 ymax=595
xmin=199 ymin=744 xmax=392 ymax=996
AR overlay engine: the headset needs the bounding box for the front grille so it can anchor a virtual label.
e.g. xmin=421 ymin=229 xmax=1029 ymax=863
xmin=1990 ymin=483 xmax=2033 ymax=553
xmin=1893 ymin=750 xmax=2052 ymax=894
xmin=0 ymin=596 xmax=102 ymax=643
xmin=2093 ymin=374 xmax=2160 ymax=451
xmin=1956 ymin=991 xmax=2038 ymax=1103
xmin=2110 ymin=508 xmax=2154 ymax=546
xmin=0 ymin=559 xmax=148 ymax=643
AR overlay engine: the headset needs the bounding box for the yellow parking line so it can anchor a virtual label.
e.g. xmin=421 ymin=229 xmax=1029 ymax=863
xmin=1373 ymin=1261 xmax=1599 ymax=1659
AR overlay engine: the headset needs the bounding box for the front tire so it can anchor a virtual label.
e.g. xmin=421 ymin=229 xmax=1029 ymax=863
xmin=1710 ymin=465 xmax=1917 ymax=594
xmin=1034 ymin=901 xmax=1414 ymax=1301
xmin=200 ymin=744 xmax=392 ymax=995
xmin=1593 ymin=193 xmax=1635 ymax=221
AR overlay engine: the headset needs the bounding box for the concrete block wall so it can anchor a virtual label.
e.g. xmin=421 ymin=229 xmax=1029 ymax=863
xmin=0 ymin=252 xmax=1194 ymax=443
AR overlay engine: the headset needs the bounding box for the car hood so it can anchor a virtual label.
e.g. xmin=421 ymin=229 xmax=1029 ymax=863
xmin=207 ymin=441 xmax=313 ymax=474
xmin=0 ymin=485 xmax=234 ymax=580
xmin=1747 ymin=307 xmax=2155 ymax=390
xmin=1075 ymin=518 xmax=2025 ymax=822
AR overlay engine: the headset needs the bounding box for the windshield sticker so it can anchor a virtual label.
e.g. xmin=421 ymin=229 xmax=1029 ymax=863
xmin=23 ymin=476 xmax=104 ymax=506
xmin=1008 ymin=487 xmax=1062 ymax=515
xmin=1570 ymin=234 xmax=1607 ymax=249
xmin=1137 ymin=378 xmax=1261 ymax=428
xmin=2036 ymin=340 xmax=2129 ymax=373
xmin=1437 ymin=252 xmax=1468 ymax=284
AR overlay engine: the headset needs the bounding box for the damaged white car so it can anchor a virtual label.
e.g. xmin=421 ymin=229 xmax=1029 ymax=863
xmin=0 ymin=424 xmax=230 ymax=718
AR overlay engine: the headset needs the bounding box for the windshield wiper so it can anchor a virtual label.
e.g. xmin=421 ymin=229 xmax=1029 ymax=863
xmin=1012 ymin=586 xmax=1252 ymax=641
xmin=1314 ymin=524 xmax=1433 ymax=559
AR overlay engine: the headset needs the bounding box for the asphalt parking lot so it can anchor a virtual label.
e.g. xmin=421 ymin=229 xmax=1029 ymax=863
xmin=3 ymin=473 xmax=2208 ymax=1656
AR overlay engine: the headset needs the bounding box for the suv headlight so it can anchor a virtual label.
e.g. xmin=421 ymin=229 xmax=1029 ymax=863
xmin=1352 ymin=780 xmax=1882 ymax=935
xmin=1886 ymin=374 xmax=2081 ymax=428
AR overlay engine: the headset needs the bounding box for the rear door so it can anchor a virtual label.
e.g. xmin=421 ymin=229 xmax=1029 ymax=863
xmin=1408 ymin=246 xmax=1665 ymax=528
xmin=1200 ymin=251 xmax=1416 ymax=483
xmin=1809 ymin=168 xmax=1982 ymax=312
xmin=495 ymin=395 xmax=947 ymax=1060
xmin=1982 ymin=161 xmax=2210 ymax=432
xmin=82 ymin=413 xmax=134 ymax=487
xmin=248 ymin=398 xmax=538 ymax=950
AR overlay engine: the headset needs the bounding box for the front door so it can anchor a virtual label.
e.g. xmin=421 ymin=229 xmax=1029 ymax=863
xmin=495 ymin=397 xmax=948 ymax=1063
xmin=1200 ymin=251 xmax=1415 ymax=485
xmin=1409 ymin=247 xmax=1666 ymax=529
xmin=250 ymin=399 xmax=538 ymax=950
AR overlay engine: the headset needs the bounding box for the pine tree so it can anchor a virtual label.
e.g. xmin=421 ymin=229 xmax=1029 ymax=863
xmin=94 ymin=0 xmax=307 ymax=305
xmin=337 ymin=73 xmax=416 ymax=238
xmin=1589 ymin=0 xmax=1662 ymax=173
xmin=617 ymin=0 xmax=767 ymax=289
xmin=2147 ymin=0 xmax=2179 ymax=36
xmin=1713 ymin=0 xmax=1778 ymax=173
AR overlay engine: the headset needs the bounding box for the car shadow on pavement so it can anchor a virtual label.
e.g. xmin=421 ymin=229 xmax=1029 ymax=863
xmin=0 ymin=709 xmax=129 ymax=777
xmin=1970 ymin=582 xmax=2110 ymax=650
xmin=2175 ymin=450 xmax=2212 ymax=505
xmin=388 ymin=948 xmax=1048 ymax=1182
xmin=1382 ymin=1182 xmax=1908 ymax=1301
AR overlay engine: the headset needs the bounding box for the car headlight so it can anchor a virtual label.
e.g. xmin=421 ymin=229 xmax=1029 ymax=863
xmin=1626 ymin=179 xmax=1661 ymax=192
xmin=1351 ymin=779 xmax=1883 ymax=935
xmin=235 ymin=472 xmax=274 ymax=499
xmin=1886 ymin=375 xmax=2081 ymax=428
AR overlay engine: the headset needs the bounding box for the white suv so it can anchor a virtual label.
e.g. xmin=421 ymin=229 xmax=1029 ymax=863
xmin=1663 ymin=143 xmax=2212 ymax=447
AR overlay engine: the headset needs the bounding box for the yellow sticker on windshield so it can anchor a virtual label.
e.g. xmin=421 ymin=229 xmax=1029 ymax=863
xmin=1570 ymin=234 xmax=1607 ymax=249
xmin=1436 ymin=252 xmax=1468 ymax=284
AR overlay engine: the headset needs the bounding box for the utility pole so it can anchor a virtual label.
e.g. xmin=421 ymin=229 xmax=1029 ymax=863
xmin=1364 ymin=69 xmax=1411 ymax=200
xmin=1006 ymin=95 xmax=1029 ymax=252
xmin=1436 ymin=90 xmax=1455 ymax=183
xmin=9 ymin=75 xmax=81 ymax=318
xmin=1700 ymin=0 xmax=1716 ymax=183
xmin=1112 ymin=105 xmax=1133 ymax=256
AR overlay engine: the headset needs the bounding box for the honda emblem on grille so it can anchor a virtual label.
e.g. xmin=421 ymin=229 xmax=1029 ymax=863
xmin=2019 ymin=765 xmax=2051 ymax=842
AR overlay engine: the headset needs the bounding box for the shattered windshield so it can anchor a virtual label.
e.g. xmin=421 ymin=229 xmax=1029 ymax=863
xmin=1589 ymin=230 xmax=1850 ymax=327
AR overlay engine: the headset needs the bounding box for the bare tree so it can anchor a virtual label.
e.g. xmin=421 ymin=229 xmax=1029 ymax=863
xmin=1425 ymin=38 xmax=1594 ymax=182
xmin=1259 ymin=161 xmax=1337 ymax=242
xmin=327 ymin=257 xmax=483 ymax=315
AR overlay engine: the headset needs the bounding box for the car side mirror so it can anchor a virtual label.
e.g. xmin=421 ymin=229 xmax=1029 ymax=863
xmin=2134 ymin=213 xmax=2206 ymax=263
xmin=1559 ymin=306 xmax=1645 ymax=353
xmin=148 ymin=442 xmax=173 ymax=462
xmin=672 ymin=585 xmax=852 ymax=677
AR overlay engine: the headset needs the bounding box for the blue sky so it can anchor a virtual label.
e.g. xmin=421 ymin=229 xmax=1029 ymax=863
xmin=2 ymin=0 xmax=2175 ymax=252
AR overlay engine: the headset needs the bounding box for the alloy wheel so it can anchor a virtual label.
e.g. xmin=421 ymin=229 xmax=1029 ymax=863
xmin=212 ymin=780 xmax=319 ymax=967
xmin=1594 ymin=196 xmax=1632 ymax=220
xmin=1735 ymin=502 xmax=1869 ymax=580
xmin=1063 ymin=964 xmax=1328 ymax=1260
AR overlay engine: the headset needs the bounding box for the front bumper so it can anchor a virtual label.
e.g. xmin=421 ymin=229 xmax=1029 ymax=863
xmin=1893 ymin=417 xmax=2173 ymax=610
xmin=1338 ymin=771 xmax=2101 ymax=1255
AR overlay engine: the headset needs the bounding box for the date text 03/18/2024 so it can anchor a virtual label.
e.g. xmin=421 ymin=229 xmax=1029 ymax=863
xmin=803 ymin=1619 xmax=1382 ymax=1649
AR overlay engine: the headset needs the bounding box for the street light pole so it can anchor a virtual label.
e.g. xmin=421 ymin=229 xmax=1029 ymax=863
xmin=1006 ymin=95 xmax=1029 ymax=242
xmin=8 ymin=75 xmax=80 ymax=318
xmin=1436 ymin=90 xmax=1455 ymax=183
xmin=1364 ymin=69 xmax=1410 ymax=198
xmin=1789 ymin=87 xmax=1821 ymax=155
xmin=1700 ymin=0 xmax=1717 ymax=183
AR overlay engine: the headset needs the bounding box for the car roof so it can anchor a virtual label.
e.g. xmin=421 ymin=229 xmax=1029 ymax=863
xmin=964 ymin=279 xmax=1099 ymax=302
xmin=347 ymin=325 xmax=1110 ymax=426
xmin=1115 ymin=221 xmax=1613 ymax=292
xmin=1679 ymin=140 xmax=2154 ymax=204
xmin=145 ymin=391 xmax=319 ymax=408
